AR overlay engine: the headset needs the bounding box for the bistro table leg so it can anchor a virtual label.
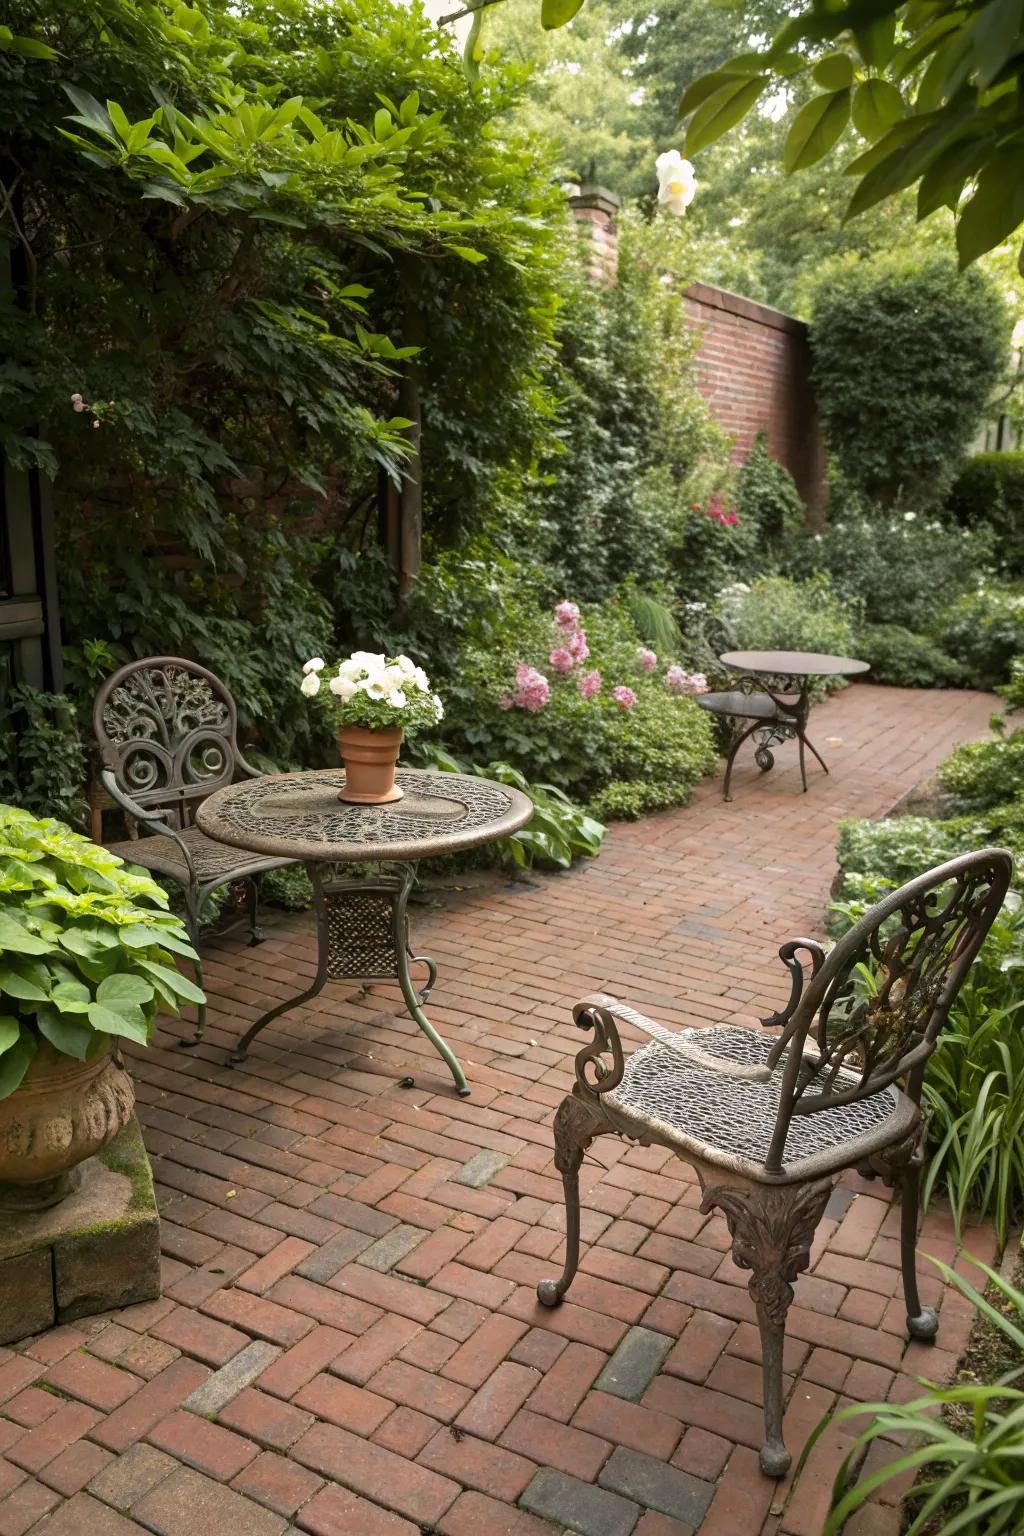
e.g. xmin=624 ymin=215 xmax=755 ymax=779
xmin=228 ymin=864 xmax=469 ymax=1095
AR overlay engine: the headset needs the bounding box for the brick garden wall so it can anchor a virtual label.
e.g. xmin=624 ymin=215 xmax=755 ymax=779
xmin=683 ymin=281 xmax=826 ymax=514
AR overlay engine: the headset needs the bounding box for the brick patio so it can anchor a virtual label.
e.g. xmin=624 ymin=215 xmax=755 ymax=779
xmin=0 ymin=683 xmax=1003 ymax=1536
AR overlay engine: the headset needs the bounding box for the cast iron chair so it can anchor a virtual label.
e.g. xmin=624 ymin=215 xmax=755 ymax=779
xmin=93 ymin=657 xmax=293 ymax=1044
xmin=537 ymin=849 xmax=1012 ymax=1477
xmin=696 ymin=672 xmax=825 ymax=802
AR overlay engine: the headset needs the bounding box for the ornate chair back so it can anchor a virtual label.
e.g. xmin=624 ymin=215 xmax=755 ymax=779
xmin=93 ymin=657 xmax=248 ymax=833
xmin=761 ymin=849 xmax=1012 ymax=1172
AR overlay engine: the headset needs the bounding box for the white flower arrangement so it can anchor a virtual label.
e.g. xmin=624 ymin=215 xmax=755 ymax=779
xmin=300 ymin=652 xmax=443 ymax=733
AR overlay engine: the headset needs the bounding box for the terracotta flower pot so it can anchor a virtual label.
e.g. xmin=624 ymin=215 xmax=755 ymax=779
xmin=0 ymin=1042 xmax=136 ymax=1212
xmin=337 ymin=725 xmax=404 ymax=805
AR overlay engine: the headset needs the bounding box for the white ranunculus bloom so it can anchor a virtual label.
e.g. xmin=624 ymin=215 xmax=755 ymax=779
xmin=412 ymin=666 xmax=430 ymax=692
xmin=655 ymin=150 xmax=697 ymax=216
xmin=329 ymin=675 xmax=357 ymax=699
xmin=300 ymin=671 xmax=321 ymax=697
xmin=302 ymin=657 xmax=326 ymax=675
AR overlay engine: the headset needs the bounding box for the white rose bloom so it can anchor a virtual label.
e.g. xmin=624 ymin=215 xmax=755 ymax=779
xmin=300 ymin=672 xmax=321 ymax=697
xmin=655 ymin=150 xmax=697 ymax=216
xmin=329 ymin=675 xmax=357 ymax=699
xmin=412 ymin=666 xmax=430 ymax=692
xmin=433 ymin=694 xmax=444 ymax=720
xmin=302 ymin=657 xmax=325 ymax=675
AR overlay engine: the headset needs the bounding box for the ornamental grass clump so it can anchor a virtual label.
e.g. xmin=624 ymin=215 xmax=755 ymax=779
xmin=0 ymin=806 xmax=202 ymax=1099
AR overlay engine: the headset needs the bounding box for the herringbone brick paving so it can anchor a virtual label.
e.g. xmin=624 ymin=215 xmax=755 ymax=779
xmin=0 ymin=684 xmax=1002 ymax=1535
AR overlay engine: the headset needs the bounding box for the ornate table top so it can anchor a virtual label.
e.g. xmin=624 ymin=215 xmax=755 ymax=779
xmin=719 ymin=650 xmax=870 ymax=678
xmin=195 ymin=768 xmax=532 ymax=863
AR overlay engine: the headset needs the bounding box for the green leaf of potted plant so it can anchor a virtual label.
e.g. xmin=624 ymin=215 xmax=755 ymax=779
xmin=300 ymin=651 xmax=444 ymax=804
xmin=0 ymin=805 xmax=204 ymax=1210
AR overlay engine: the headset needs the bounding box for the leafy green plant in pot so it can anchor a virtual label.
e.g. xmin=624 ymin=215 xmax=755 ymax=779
xmin=301 ymin=652 xmax=444 ymax=805
xmin=0 ymin=806 xmax=203 ymax=1211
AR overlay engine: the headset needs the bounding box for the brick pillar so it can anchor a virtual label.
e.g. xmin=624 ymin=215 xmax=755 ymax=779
xmin=568 ymin=185 xmax=620 ymax=284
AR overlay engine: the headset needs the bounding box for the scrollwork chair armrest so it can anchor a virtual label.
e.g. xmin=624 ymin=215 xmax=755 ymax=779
xmin=99 ymin=769 xmax=198 ymax=882
xmin=575 ymin=993 xmax=774 ymax=1084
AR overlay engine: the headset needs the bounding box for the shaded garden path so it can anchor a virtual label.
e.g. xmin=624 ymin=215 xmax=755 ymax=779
xmin=0 ymin=683 xmax=1003 ymax=1536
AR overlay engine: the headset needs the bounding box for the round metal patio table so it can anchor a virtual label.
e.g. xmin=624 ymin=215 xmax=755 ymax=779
xmin=697 ymin=649 xmax=869 ymax=802
xmin=196 ymin=768 xmax=532 ymax=1096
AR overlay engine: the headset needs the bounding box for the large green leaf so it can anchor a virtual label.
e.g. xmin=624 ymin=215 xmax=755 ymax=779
xmin=541 ymin=0 xmax=585 ymax=27
xmin=845 ymin=109 xmax=970 ymax=217
xmin=0 ymin=1017 xmax=20 ymax=1054
xmin=0 ymin=913 xmax=52 ymax=955
xmin=957 ymin=153 xmax=1024 ymax=265
xmin=97 ymin=973 xmax=155 ymax=1010
xmin=783 ymin=89 xmax=851 ymax=172
xmin=119 ymin=923 xmax=197 ymax=960
xmin=917 ymin=135 xmax=990 ymax=217
xmin=0 ymin=964 xmax=49 ymax=1002
xmin=854 ymin=14 xmax=897 ymax=68
xmin=136 ymin=959 xmax=206 ymax=1005
xmin=970 ymin=0 xmax=1024 ymax=87
xmin=49 ymin=980 xmax=92 ymax=1013
xmin=87 ymin=1002 xmax=149 ymax=1044
xmin=36 ymin=1006 xmax=91 ymax=1061
xmin=852 ymin=79 xmax=904 ymax=140
xmin=0 ymin=1030 xmax=35 ymax=1101
xmin=812 ymin=52 xmax=855 ymax=90
xmin=685 ymin=75 xmax=769 ymax=156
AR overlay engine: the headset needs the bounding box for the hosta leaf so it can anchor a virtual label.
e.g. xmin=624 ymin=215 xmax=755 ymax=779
xmin=541 ymin=0 xmax=585 ymax=26
xmin=852 ymin=79 xmax=904 ymax=140
xmin=784 ymin=89 xmax=851 ymax=172
xmin=812 ymin=52 xmax=855 ymax=90
xmin=685 ymin=76 xmax=769 ymax=155
xmin=119 ymin=923 xmax=197 ymax=959
xmin=0 ymin=1030 xmax=35 ymax=1101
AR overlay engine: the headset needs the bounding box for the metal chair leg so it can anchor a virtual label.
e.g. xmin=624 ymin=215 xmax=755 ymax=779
xmin=798 ymin=732 xmax=808 ymax=793
xmin=180 ymin=903 xmax=205 ymax=1048
xmin=801 ymin=732 xmax=830 ymax=776
xmin=538 ymin=1096 xmax=606 ymax=1307
xmin=901 ymin=1161 xmax=939 ymax=1341
xmin=723 ymin=721 xmax=762 ymax=802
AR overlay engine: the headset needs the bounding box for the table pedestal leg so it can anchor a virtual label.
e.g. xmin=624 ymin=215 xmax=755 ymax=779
xmin=228 ymin=866 xmax=469 ymax=1096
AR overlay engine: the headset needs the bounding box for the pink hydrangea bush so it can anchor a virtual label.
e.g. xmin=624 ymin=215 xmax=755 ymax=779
xmin=579 ymin=669 xmax=601 ymax=700
xmin=665 ymin=666 xmax=709 ymax=696
xmin=512 ymin=663 xmax=550 ymax=713
xmin=612 ymin=685 xmax=637 ymax=710
xmin=636 ymin=647 xmax=658 ymax=672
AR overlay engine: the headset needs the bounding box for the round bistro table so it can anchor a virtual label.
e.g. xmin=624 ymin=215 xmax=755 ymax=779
xmin=697 ymin=649 xmax=870 ymax=802
xmin=196 ymin=767 xmax=532 ymax=1096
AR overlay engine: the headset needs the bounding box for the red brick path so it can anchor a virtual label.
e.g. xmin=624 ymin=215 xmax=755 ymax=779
xmin=0 ymin=684 xmax=1001 ymax=1536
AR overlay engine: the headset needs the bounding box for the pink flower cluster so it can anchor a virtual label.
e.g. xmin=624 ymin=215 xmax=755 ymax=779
xmin=511 ymin=663 xmax=550 ymax=713
xmin=612 ymin=686 xmax=637 ymax=710
xmin=547 ymin=599 xmax=590 ymax=679
xmin=636 ymin=647 xmax=658 ymax=673
xmin=578 ymin=669 xmax=601 ymax=700
xmin=707 ymin=497 xmax=739 ymax=527
xmin=665 ymin=666 xmax=709 ymax=696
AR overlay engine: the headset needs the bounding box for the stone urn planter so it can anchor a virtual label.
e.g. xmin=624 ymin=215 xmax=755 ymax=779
xmin=0 ymin=1043 xmax=135 ymax=1212
xmin=336 ymin=725 xmax=405 ymax=805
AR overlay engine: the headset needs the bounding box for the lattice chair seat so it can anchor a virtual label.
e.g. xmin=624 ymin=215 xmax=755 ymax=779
xmin=605 ymin=1026 xmax=914 ymax=1180
xmin=105 ymin=828 xmax=290 ymax=883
